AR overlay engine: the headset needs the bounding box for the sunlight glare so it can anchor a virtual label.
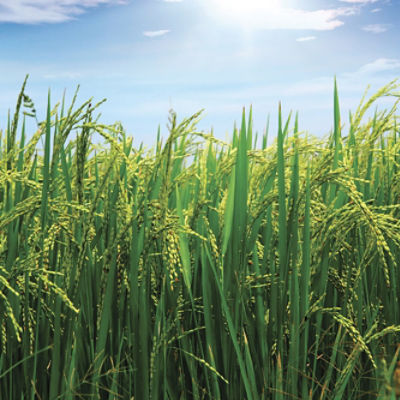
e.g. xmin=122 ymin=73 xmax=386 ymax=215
xmin=210 ymin=0 xmax=284 ymax=29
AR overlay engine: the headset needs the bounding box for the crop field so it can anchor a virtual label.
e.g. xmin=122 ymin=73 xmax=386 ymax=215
xmin=1 ymin=77 xmax=400 ymax=399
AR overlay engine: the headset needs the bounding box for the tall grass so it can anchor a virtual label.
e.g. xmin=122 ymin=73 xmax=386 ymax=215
xmin=1 ymin=76 xmax=400 ymax=399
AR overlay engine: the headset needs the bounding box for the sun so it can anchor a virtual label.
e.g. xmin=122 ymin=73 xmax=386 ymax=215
xmin=208 ymin=0 xmax=284 ymax=30
xmin=216 ymin=0 xmax=281 ymax=13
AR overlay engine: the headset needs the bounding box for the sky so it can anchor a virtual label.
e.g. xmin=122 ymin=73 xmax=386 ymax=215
xmin=0 ymin=0 xmax=399 ymax=147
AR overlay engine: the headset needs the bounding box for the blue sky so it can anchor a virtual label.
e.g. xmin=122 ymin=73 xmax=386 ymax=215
xmin=0 ymin=0 xmax=399 ymax=147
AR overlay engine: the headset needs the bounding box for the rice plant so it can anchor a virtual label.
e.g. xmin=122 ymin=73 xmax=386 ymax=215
xmin=1 ymin=75 xmax=400 ymax=399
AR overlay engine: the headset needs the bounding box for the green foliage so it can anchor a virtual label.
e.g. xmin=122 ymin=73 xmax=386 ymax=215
xmin=1 ymin=76 xmax=400 ymax=399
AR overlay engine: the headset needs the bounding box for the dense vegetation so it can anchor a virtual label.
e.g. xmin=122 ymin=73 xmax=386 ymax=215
xmin=1 ymin=76 xmax=400 ymax=399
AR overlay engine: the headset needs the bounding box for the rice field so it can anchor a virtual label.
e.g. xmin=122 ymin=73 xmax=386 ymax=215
xmin=1 ymin=76 xmax=400 ymax=399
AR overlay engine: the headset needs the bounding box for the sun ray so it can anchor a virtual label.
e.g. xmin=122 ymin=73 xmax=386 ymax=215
xmin=208 ymin=0 xmax=284 ymax=30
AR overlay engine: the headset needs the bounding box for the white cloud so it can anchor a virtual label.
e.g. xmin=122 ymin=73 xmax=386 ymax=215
xmin=0 ymin=0 xmax=126 ymax=24
xmin=143 ymin=29 xmax=170 ymax=37
xmin=257 ymin=7 xmax=357 ymax=31
xmin=219 ymin=58 xmax=400 ymax=100
xmin=371 ymin=8 xmax=382 ymax=12
xmin=296 ymin=36 xmax=316 ymax=42
xmin=339 ymin=0 xmax=378 ymax=3
xmin=362 ymin=24 xmax=390 ymax=33
xmin=206 ymin=2 xmax=358 ymax=31
xmin=356 ymin=58 xmax=400 ymax=75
